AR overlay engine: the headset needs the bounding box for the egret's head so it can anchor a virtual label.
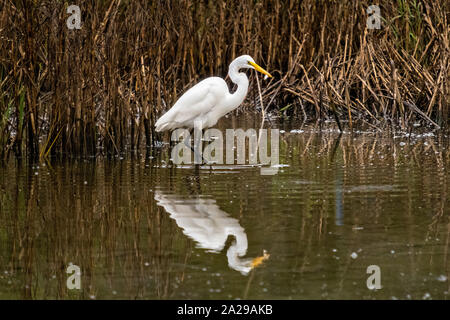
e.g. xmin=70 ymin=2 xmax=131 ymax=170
xmin=232 ymin=55 xmax=273 ymax=78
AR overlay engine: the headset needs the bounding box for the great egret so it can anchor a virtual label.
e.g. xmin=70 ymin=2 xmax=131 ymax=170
xmin=154 ymin=190 xmax=269 ymax=275
xmin=155 ymin=55 xmax=272 ymax=132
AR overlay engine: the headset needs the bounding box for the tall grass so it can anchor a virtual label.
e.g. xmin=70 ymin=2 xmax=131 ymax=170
xmin=0 ymin=0 xmax=448 ymax=159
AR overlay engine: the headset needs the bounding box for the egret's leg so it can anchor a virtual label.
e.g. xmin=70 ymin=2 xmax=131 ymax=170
xmin=183 ymin=169 xmax=201 ymax=194
xmin=190 ymin=128 xmax=208 ymax=166
xmin=180 ymin=129 xmax=205 ymax=166
xmin=168 ymin=132 xmax=173 ymax=165
xmin=183 ymin=130 xmax=193 ymax=152
xmin=200 ymin=129 xmax=209 ymax=166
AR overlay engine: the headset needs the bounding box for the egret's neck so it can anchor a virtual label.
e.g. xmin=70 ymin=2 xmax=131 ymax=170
xmin=228 ymin=230 xmax=248 ymax=256
xmin=226 ymin=64 xmax=249 ymax=112
xmin=226 ymin=230 xmax=252 ymax=274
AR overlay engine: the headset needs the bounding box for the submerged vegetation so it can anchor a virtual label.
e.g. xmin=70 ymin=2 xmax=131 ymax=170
xmin=0 ymin=0 xmax=448 ymax=159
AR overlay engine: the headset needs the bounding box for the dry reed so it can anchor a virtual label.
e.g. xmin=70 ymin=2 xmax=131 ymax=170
xmin=0 ymin=0 xmax=448 ymax=159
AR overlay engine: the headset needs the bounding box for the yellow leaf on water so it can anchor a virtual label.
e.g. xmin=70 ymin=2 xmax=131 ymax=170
xmin=251 ymin=250 xmax=270 ymax=268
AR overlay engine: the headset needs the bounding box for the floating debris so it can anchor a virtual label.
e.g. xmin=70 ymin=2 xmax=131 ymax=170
xmin=437 ymin=275 xmax=447 ymax=282
xmin=251 ymin=250 xmax=270 ymax=269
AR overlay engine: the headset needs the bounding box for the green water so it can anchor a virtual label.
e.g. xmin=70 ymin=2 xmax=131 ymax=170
xmin=0 ymin=120 xmax=448 ymax=299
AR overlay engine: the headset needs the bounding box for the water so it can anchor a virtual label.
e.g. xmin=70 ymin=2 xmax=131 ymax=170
xmin=0 ymin=120 xmax=448 ymax=300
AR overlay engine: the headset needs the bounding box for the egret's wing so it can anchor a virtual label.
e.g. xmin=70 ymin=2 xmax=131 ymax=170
xmin=155 ymin=78 xmax=226 ymax=131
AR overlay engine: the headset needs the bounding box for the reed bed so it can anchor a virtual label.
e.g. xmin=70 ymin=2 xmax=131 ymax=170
xmin=0 ymin=0 xmax=448 ymax=159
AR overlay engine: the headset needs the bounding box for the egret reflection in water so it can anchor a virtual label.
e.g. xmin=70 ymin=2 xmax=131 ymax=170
xmin=154 ymin=190 xmax=269 ymax=275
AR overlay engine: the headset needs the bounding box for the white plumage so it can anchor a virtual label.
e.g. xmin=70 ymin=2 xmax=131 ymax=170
xmin=155 ymin=55 xmax=272 ymax=132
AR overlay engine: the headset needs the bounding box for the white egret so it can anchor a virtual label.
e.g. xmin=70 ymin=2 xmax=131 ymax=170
xmin=155 ymin=55 xmax=272 ymax=132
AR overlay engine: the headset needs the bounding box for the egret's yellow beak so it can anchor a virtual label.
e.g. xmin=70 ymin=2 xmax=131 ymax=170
xmin=248 ymin=61 xmax=273 ymax=78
